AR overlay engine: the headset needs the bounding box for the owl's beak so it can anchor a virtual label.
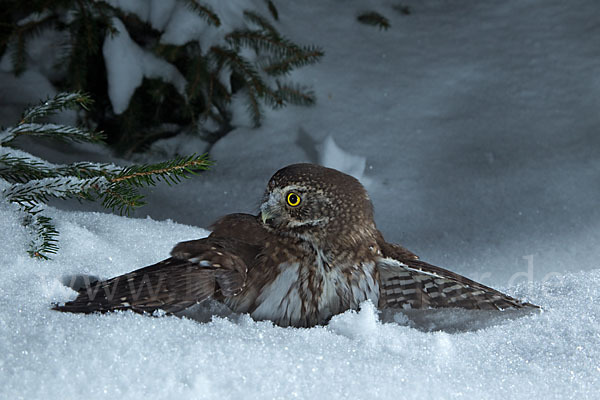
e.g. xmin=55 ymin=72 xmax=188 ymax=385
xmin=260 ymin=192 xmax=280 ymax=226
xmin=261 ymin=209 xmax=273 ymax=225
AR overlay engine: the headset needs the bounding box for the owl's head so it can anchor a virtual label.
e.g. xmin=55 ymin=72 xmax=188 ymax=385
xmin=260 ymin=164 xmax=376 ymax=242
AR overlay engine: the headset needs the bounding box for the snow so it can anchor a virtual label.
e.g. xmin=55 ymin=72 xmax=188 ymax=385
xmin=2 ymin=0 xmax=600 ymax=398
xmin=103 ymin=18 xmax=186 ymax=114
xmin=0 ymin=206 xmax=598 ymax=399
xmin=318 ymin=135 xmax=368 ymax=183
xmin=159 ymin=0 xmax=267 ymax=47
xmin=104 ymin=0 xmax=168 ymax=30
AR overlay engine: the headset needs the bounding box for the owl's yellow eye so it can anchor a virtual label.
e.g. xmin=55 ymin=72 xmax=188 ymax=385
xmin=286 ymin=192 xmax=301 ymax=207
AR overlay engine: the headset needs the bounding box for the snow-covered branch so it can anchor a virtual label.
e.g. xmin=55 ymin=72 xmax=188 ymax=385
xmin=0 ymin=92 xmax=211 ymax=259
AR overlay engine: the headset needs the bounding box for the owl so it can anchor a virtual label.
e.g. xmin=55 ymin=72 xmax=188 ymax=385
xmin=54 ymin=163 xmax=537 ymax=327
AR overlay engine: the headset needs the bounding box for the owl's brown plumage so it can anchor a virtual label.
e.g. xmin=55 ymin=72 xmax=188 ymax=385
xmin=54 ymin=163 xmax=537 ymax=327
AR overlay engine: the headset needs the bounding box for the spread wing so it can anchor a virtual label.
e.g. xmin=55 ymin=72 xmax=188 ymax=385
xmin=54 ymin=214 xmax=266 ymax=315
xmin=377 ymin=254 xmax=538 ymax=311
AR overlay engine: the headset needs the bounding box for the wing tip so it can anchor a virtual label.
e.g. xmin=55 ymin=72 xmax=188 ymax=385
xmin=52 ymin=301 xmax=95 ymax=314
xmin=516 ymin=300 xmax=542 ymax=310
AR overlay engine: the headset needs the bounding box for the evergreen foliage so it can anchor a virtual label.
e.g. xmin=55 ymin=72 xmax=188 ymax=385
xmin=0 ymin=92 xmax=211 ymax=259
xmin=0 ymin=1 xmax=323 ymax=155
xmin=357 ymin=11 xmax=391 ymax=30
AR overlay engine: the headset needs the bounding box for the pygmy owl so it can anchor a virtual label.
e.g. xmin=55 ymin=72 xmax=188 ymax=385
xmin=55 ymin=163 xmax=537 ymax=327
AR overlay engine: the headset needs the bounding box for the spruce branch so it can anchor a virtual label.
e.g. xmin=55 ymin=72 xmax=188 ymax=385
xmin=357 ymin=11 xmax=391 ymax=30
xmin=56 ymin=162 xmax=123 ymax=180
xmin=26 ymin=213 xmax=60 ymax=259
xmin=1 ymin=92 xmax=212 ymax=258
xmin=226 ymin=30 xmax=302 ymax=58
xmin=2 ymin=154 xmax=212 ymax=253
xmin=4 ymin=176 xmax=108 ymax=210
xmin=20 ymin=92 xmax=93 ymax=124
xmin=94 ymin=155 xmax=211 ymax=214
xmin=211 ymin=45 xmax=267 ymax=125
xmin=261 ymin=82 xmax=316 ymax=109
xmin=109 ymin=154 xmax=212 ymax=187
xmin=1 ymin=123 xmax=105 ymax=146
xmin=0 ymin=149 xmax=123 ymax=183
xmin=244 ymin=85 xmax=264 ymax=127
xmin=185 ymin=55 xmax=211 ymax=103
xmin=202 ymin=72 xmax=217 ymax=119
xmin=210 ymin=46 xmax=266 ymax=94
xmin=0 ymin=145 xmax=55 ymax=177
xmin=262 ymin=87 xmax=284 ymax=109
xmin=98 ymin=183 xmax=145 ymax=215
xmin=0 ymin=153 xmax=53 ymax=183
xmin=272 ymin=82 xmax=316 ymax=107
xmin=263 ymin=46 xmax=324 ymax=76
xmin=182 ymin=0 xmax=221 ymax=27
xmin=1 ymin=92 xmax=102 ymax=145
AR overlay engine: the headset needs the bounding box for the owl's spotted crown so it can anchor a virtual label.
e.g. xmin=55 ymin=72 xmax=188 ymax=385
xmin=260 ymin=163 xmax=375 ymax=237
xmin=268 ymin=163 xmax=370 ymax=203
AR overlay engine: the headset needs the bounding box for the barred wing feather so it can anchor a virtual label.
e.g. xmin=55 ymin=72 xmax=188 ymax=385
xmin=377 ymin=258 xmax=538 ymax=311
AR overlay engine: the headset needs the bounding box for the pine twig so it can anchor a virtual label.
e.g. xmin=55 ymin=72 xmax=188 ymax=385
xmin=0 ymin=92 xmax=103 ymax=145
xmin=1 ymin=91 xmax=213 ymax=259
xmin=210 ymin=46 xmax=267 ymax=125
xmin=0 ymin=151 xmax=53 ymax=183
xmin=27 ymin=213 xmax=60 ymax=259
xmin=226 ymin=29 xmax=300 ymax=58
xmin=99 ymin=154 xmax=212 ymax=215
xmin=98 ymin=184 xmax=145 ymax=215
xmin=1 ymin=123 xmax=105 ymax=146
xmin=210 ymin=46 xmax=266 ymax=93
xmin=263 ymin=46 xmax=324 ymax=76
xmin=20 ymin=92 xmax=92 ymax=124
xmin=110 ymin=154 xmax=212 ymax=186
xmin=182 ymin=0 xmax=221 ymax=27
xmin=272 ymin=82 xmax=316 ymax=107
xmin=4 ymin=176 xmax=108 ymax=210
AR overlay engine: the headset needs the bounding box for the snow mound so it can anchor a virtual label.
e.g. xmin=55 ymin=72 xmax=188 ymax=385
xmin=318 ymin=135 xmax=368 ymax=184
xmin=103 ymin=18 xmax=186 ymax=114
xmin=328 ymin=300 xmax=379 ymax=340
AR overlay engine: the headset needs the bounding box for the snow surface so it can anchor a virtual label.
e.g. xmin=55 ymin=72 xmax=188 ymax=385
xmin=1 ymin=0 xmax=600 ymax=398
xmin=0 ymin=202 xmax=599 ymax=399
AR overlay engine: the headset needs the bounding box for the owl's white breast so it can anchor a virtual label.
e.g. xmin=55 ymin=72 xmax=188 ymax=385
xmin=251 ymin=262 xmax=304 ymax=325
xmin=248 ymin=251 xmax=379 ymax=327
